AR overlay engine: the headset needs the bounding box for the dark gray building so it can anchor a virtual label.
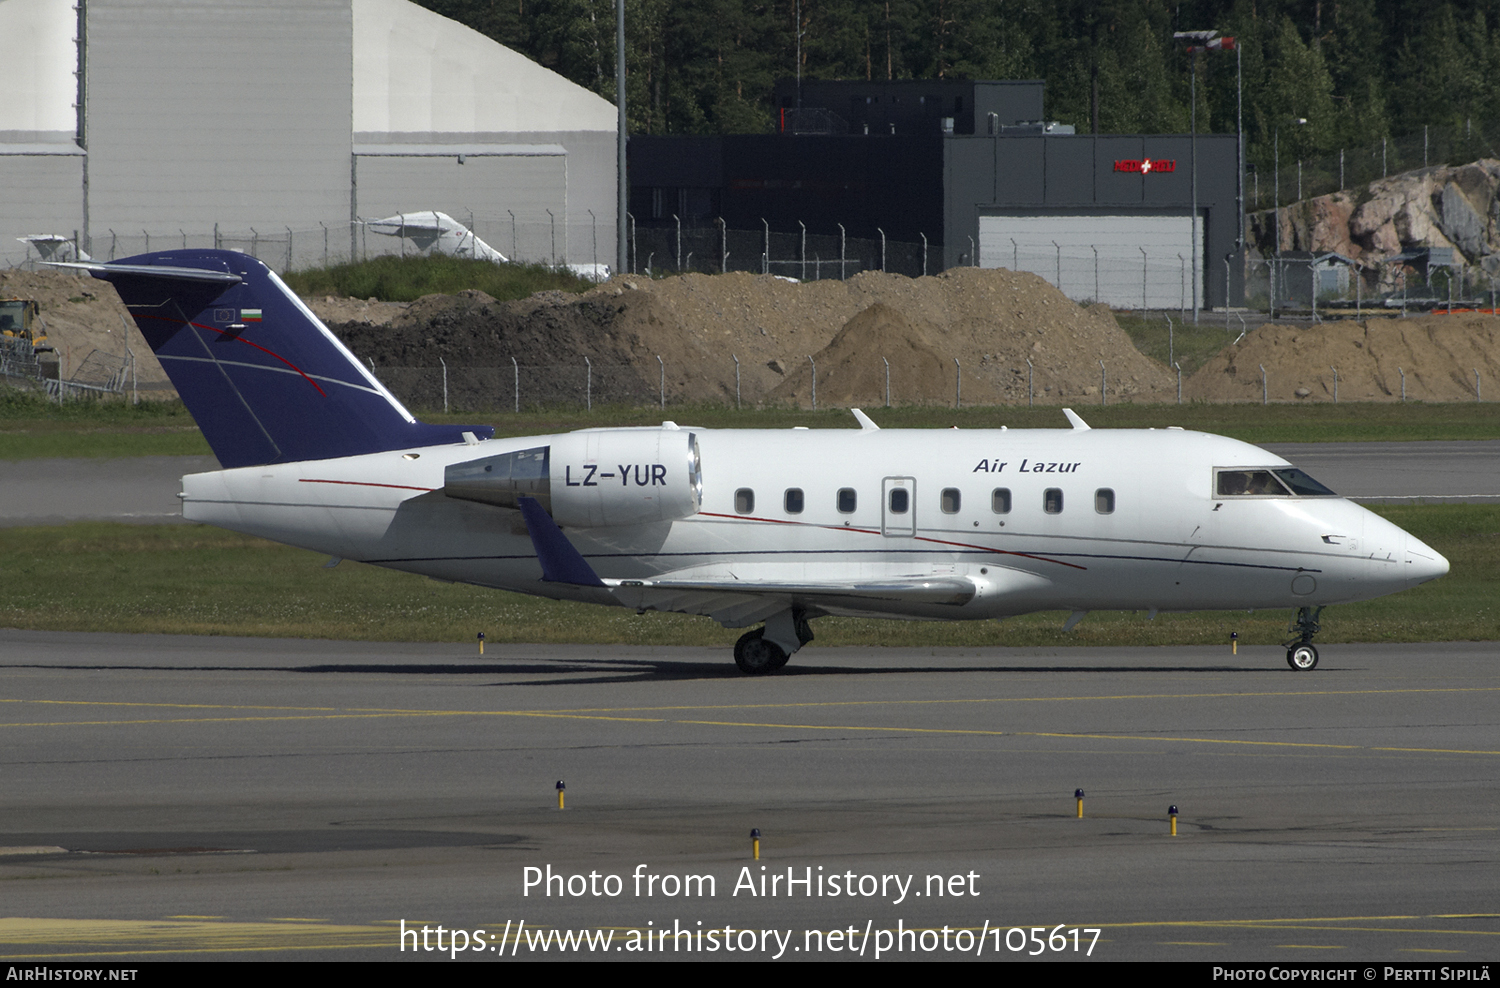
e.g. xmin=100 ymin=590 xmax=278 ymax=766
xmin=631 ymin=79 xmax=1241 ymax=307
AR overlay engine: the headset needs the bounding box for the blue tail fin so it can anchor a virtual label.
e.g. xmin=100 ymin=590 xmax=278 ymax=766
xmin=68 ymin=250 xmax=492 ymax=468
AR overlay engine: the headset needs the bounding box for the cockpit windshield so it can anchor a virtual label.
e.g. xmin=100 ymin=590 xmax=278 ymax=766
xmin=1215 ymin=468 xmax=1338 ymax=498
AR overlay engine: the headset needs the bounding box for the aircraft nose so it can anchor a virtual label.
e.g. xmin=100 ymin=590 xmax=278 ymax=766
xmin=1405 ymin=531 xmax=1449 ymax=586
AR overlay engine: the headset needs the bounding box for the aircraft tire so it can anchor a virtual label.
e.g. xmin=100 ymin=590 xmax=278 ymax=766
xmin=1286 ymin=644 xmax=1319 ymax=671
xmin=734 ymin=628 xmax=787 ymax=675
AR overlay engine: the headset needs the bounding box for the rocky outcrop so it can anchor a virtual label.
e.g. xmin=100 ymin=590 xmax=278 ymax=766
xmin=1250 ymin=159 xmax=1500 ymax=291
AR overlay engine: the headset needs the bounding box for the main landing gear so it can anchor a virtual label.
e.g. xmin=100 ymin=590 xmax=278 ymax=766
xmin=733 ymin=609 xmax=814 ymax=675
xmin=1283 ymin=606 xmax=1324 ymax=671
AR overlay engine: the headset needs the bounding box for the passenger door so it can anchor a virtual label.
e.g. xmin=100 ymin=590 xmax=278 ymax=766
xmin=882 ymin=476 xmax=916 ymax=537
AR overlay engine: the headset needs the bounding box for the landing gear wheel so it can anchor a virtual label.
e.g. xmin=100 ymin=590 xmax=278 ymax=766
xmin=1287 ymin=644 xmax=1319 ymax=671
xmin=734 ymin=628 xmax=787 ymax=675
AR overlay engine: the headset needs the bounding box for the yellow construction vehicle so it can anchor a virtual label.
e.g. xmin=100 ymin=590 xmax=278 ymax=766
xmin=0 ymin=296 xmax=55 ymax=382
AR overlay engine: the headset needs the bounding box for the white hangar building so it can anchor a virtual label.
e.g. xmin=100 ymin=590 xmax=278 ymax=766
xmin=0 ymin=0 xmax=618 ymax=270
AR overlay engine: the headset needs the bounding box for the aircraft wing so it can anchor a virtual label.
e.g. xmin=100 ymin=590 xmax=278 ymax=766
xmin=606 ymin=574 xmax=976 ymax=628
xmin=514 ymin=495 xmax=980 ymax=626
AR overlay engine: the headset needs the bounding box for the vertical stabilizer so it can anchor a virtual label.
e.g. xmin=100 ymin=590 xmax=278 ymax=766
xmin=59 ymin=250 xmax=492 ymax=467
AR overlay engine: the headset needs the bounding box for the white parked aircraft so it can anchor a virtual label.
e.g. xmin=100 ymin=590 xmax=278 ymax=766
xmin=55 ymin=250 xmax=1448 ymax=674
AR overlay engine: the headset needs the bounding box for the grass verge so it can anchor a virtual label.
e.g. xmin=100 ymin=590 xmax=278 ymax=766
xmin=1 ymin=505 xmax=1493 ymax=647
xmin=6 ymin=393 xmax=1499 ymax=461
xmin=281 ymin=254 xmax=595 ymax=302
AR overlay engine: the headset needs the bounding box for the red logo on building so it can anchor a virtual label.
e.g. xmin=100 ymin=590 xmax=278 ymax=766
xmin=1114 ymin=158 xmax=1177 ymax=174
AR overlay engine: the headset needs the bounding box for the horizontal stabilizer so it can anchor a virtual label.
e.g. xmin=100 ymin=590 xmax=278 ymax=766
xmin=61 ymin=250 xmax=493 ymax=468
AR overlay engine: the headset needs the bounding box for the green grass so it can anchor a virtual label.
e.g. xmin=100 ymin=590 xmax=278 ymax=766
xmin=1115 ymin=314 xmax=1238 ymax=375
xmin=6 ymin=391 xmax=1500 ymax=461
xmin=281 ymin=254 xmax=595 ymax=302
xmin=1 ymin=506 xmax=1493 ymax=647
xmin=0 ymin=389 xmax=210 ymax=459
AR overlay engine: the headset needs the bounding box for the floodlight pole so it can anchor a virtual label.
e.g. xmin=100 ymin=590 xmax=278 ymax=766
xmin=616 ymin=0 xmax=628 ymax=275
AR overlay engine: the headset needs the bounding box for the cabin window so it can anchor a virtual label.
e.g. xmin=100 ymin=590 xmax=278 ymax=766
xmin=1044 ymin=488 xmax=1063 ymax=514
xmin=735 ymin=488 xmax=755 ymax=513
xmin=888 ymin=488 xmax=909 ymax=513
xmin=784 ymin=488 xmax=804 ymax=513
xmin=837 ymin=488 xmax=857 ymax=513
xmin=1095 ymin=488 xmax=1115 ymax=514
xmin=941 ymin=488 xmax=961 ymax=513
xmin=991 ymin=488 xmax=1012 ymax=514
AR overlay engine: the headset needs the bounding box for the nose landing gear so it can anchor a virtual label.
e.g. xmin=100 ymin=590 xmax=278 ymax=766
xmin=733 ymin=609 xmax=814 ymax=675
xmin=1283 ymin=606 xmax=1324 ymax=670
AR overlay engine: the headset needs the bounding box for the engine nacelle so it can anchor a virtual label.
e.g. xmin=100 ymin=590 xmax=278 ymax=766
xmin=443 ymin=428 xmax=702 ymax=529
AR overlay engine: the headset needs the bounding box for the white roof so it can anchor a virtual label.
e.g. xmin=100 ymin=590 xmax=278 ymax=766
xmin=353 ymin=0 xmax=617 ymax=135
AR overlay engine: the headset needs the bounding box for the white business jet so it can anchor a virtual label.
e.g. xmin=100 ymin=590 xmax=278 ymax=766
xmin=55 ymin=251 xmax=1448 ymax=674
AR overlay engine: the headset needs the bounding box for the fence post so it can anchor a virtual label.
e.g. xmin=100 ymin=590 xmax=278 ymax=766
xmin=509 ymin=209 xmax=517 ymax=261
xmin=878 ymin=228 xmax=886 ymax=272
xmin=675 ymin=213 xmax=682 ymax=271
xmin=658 ymin=355 xmax=665 ymax=410
xmin=838 ymin=223 xmax=846 ymax=279
xmin=1399 ymin=366 xmax=1406 ymax=402
xmin=954 ymin=357 xmax=961 ymax=409
xmin=798 ymin=220 xmax=806 ymax=281
xmin=969 ymin=235 xmax=977 ymax=267
xmin=1140 ymin=247 xmax=1148 ymax=311
xmin=732 ymin=354 xmax=740 ymax=409
xmin=1331 ymin=366 xmax=1338 ymax=404
xmin=589 ymin=209 xmax=598 ymax=271
xmin=763 ymin=219 xmax=770 ymax=275
xmin=1099 ymin=359 xmax=1106 ymax=407
xmin=1166 ymin=315 xmax=1174 ymax=369
xmin=1027 ymin=357 xmax=1033 ymax=408
xmin=921 ymin=233 xmax=928 ymax=277
xmin=1053 ymin=240 xmax=1061 ymax=289
xmin=546 ymin=209 xmax=556 ymax=267
xmin=440 ymin=356 xmax=448 ymax=413
xmin=808 ymin=356 xmax=816 ymax=411
xmin=1011 ymin=238 xmax=1017 ymax=272
xmin=286 ymin=226 xmax=293 ymax=272
xmin=1477 ymin=369 xmax=1482 ymax=402
xmin=1178 ymin=253 xmax=1186 ymax=320
xmin=1175 ymin=361 xmax=1182 ymax=405
xmin=883 ymin=356 xmax=890 ymax=407
xmin=1260 ymin=364 xmax=1267 ymax=405
xmin=512 ymin=356 xmax=519 ymax=413
xmin=585 ymin=356 xmax=592 ymax=411
xmin=720 ymin=217 xmax=728 ymax=273
xmin=321 ymin=221 xmax=329 ymax=267
xmin=1093 ymin=245 xmax=1099 ymax=302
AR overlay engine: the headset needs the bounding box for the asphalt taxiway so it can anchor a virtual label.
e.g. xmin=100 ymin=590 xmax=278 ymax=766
xmin=2 ymin=631 xmax=1498 ymax=961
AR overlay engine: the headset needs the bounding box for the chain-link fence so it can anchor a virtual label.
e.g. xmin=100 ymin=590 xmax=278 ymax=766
xmin=1242 ymin=254 xmax=1500 ymax=316
xmin=1248 ymin=120 xmax=1500 ymax=212
xmin=379 ymin=361 xmax=667 ymax=414
xmin=623 ymin=223 xmax=945 ymax=280
xmin=8 ymin=215 xmax=947 ymax=281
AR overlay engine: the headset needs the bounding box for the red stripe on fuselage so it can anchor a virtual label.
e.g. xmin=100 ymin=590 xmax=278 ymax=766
xmin=299 ymin=478 xmax=434 ymax=492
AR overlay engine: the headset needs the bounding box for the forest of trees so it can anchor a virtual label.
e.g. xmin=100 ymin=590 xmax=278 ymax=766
xmin=415 ymin=0 xmax=1500 ymax=174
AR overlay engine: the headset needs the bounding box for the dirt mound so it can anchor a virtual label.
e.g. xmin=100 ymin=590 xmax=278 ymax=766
xmin=330 ymin=266 xmax=1178 ymax=409
xmin=0 ymin=267 xmax=173 ymax=392
xmin=769 ymin=303 xmax=950 ymax=405
xmin=1185 ymin=314 xmax=1498 ymax=402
